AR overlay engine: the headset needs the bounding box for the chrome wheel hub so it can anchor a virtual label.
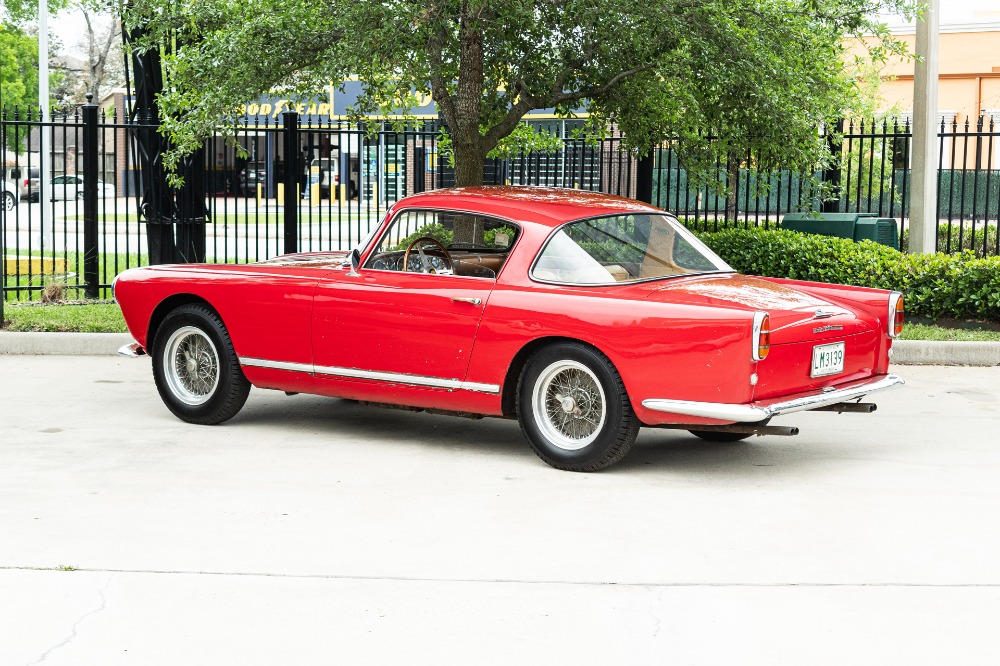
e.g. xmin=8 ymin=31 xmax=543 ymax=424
xmin=163 ymin=326 xmax=220 ymax=406
xmin=531 ymin=360 xmax=607 ymax=451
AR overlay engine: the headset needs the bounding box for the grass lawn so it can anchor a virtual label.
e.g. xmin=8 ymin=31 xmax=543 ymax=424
xmin=898 ymin=322 xmax=1000 ymax=342
xmin=3 ymin=251 xmax=146 ymax=302
xmin=1 ymin=302 xmax=127 ymax=333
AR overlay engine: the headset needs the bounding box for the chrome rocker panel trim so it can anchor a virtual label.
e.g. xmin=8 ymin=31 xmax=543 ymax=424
xmin=239 ymin=357 xmax=501 ymax=394
xmin=118 ymin=342 xmax=146 ymax=357
xmin=642 ymin=374 xmax=905 ymax=423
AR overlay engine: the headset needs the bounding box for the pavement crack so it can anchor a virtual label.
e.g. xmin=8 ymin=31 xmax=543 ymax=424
xmin=3 ymin=565 xmax=998 ymax=589
xmin=27 ymin=576 xmax=111 ymax=665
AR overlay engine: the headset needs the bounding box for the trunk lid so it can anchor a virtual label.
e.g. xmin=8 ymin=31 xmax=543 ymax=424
xmin=638 ymin=274 xmax=877 ymax=343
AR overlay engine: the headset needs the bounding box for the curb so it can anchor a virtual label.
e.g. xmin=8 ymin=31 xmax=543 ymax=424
xmin=0 ymin=332 xmax=135 ymax=356
xmin=1 ymin=332 xmax=999 ymax=367
xmin=891 ymin=340 xmax=1000 ymax=367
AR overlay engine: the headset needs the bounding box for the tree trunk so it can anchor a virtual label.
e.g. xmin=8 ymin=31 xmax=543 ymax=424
xmin=453 ymin=148 xmax=486 ymax=186
xmin=449 ymin=4 xmax=486 ymax=187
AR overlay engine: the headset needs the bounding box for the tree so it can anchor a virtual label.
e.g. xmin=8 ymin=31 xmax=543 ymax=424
xmin=0 ymin=25 xmax=41 ymax=151
xmin=123 ymin=0 xmax=918 ymax=187
xmin=51 ymin=6 xmax=123 ymax=108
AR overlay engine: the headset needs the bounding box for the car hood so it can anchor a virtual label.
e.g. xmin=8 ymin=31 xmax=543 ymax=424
xmin=254 ymin=252 xmax=350 ymax=269
xmin=639 ymin=274 xmax=877 ymax=343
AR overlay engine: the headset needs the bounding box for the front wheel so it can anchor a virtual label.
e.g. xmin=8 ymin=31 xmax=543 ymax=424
xmin=3 ymin=192 xmax=14 ymax=211
xmin=517 ymin=343 xmax=639 ymax=472
xmin=152 ymin=304 xmax=251 ymax=424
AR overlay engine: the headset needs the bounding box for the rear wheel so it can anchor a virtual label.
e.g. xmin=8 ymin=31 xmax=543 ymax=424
xmin=517 ymin=343 xmax=639 ymax=472
xmin=688 ymin=430 xmax=752 ymax=442
xmin=152 ymin=304 xmax=250 ymax=424
xmin=3 ymin=191 xmax=14 ymax=211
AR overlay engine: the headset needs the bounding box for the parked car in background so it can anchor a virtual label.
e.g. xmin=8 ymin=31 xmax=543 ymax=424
xmin=1 ymin=178 xmax=16 ymax=211
xmin=48 ymin=174 xmax=116 ymax=201
xmin=3 ymin=165 xmax=40 ymax=201
xmin=237 ymin=164 xmax=268 ymax=196
xmin=114 ymin=187 xmax=905 ymax=472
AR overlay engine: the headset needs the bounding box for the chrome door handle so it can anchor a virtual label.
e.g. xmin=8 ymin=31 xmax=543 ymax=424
xmin=452 ymin=297 xmax=482 ymax=306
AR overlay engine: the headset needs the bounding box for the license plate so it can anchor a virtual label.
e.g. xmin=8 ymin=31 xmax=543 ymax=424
xmin=811 ymin=342 xmax=845 ymax=378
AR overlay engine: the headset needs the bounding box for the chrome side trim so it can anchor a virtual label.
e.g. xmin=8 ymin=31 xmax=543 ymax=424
xmin=240 ymin=358 xmax=305 ymax=373
xmin=238 ymin=357 xmax=501 ymax=394
xmin=642 ymin=374 xmax=905 ymax=423
xmin=118 ymin=342 xmax=146 ymax=358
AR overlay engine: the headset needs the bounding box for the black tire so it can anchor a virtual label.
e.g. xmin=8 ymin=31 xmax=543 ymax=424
xmin=76 ymin=191 xmax=85 ymax=201
xmin=3 ymin=192 xmax=15 ymax=211
xmin=151 ymin=303 xmax=251 ymax=425
xmin=688 ymin=430 xmax=752 ymax=443
xmin=517 ymin=343 xmax=639 ymax=472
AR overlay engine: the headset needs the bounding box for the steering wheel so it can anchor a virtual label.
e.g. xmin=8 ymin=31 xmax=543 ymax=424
xmin=402 ymin=236 xmax=454 ymax=274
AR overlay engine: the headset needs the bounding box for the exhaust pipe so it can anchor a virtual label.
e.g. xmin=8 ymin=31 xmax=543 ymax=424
xmin=655 ymin=423 xmax=799 ymax=437
xmin=812 ymin=402 xmax=877 ymax=414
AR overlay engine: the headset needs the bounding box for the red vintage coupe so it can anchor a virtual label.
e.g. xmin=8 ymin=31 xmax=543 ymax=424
xmin=114 ymin=187 xmax=904 ymax=471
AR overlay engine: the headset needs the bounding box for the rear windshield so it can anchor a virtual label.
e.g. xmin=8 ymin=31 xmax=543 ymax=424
xmin=532 ymin=213 xmax=731 ymax=285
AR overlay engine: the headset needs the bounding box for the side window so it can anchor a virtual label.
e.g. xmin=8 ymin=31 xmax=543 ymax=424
xmin=364 ymin=209 xmax=519 ymax=279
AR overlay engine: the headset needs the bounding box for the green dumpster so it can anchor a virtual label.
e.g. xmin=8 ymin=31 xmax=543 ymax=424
xmin=781 ymin=212 xmax=899 ymax=250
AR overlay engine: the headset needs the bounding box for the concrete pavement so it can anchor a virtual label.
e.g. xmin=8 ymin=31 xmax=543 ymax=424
xmin=1 ymin=356 xmax=999 ymax=664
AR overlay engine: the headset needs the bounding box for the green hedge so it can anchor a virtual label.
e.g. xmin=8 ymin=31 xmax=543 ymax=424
xmin=696 ymin=227 xmax=1000 ymax=323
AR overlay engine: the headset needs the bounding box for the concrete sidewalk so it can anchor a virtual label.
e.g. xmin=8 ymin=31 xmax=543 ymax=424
xmin=2 ymin=330 xmax=999 ymax=365
xmin=2 ymin=357 xmax=999 ymax=664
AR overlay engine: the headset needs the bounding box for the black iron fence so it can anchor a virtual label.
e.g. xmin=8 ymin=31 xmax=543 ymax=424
xmin=2 ymin=107 xmax=999 ymax=304
xmin=652 ymin=115 xmax=1000 ymax=256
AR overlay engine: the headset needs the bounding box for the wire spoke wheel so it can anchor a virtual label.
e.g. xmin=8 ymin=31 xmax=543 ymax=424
xmin=531 ymin=359 xmax=607 ymax=451
xmin=163 ymin=326 xmax=221 ymax=405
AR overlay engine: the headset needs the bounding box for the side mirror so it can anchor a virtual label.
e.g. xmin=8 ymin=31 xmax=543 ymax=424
xmin=349 ymin=248 xmax=361 ymax=275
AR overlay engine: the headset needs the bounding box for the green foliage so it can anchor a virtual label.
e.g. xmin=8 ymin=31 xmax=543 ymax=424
xmin=122 ymin=0 xmax=919 ymax=187
xmin=482 ymin=225 xmax=517 ymax=249
xmin=0 ymin=25 xmax=40 ymax=150
xmin=392 ymin=223 xmax=454 ymax=251
xmin=698 ymin=227 xmax=1000 ymax=322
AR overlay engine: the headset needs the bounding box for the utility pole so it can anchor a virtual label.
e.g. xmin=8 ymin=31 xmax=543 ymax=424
xmin=909 ymin=0 xmax=939 ymax=254
xmin=38 ymin=0 xmax=52 ymax=249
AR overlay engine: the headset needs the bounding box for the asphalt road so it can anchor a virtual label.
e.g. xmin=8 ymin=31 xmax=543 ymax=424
xmin=1 ymin=356 xmax=998 ymax=665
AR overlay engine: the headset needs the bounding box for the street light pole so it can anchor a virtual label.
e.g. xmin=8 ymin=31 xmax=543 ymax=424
xmin=38 ymin=0 xmax=52 ymax=249
xmin=909 ymin=0 xmax=939 ymax=254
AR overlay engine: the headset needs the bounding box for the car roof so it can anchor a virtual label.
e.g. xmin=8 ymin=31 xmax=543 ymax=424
xmin=395 ymin=186 xmax=663 ymax=228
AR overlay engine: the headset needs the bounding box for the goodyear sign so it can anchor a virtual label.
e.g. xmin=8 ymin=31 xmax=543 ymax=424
xmin=237 ymin=80 xmax=580 ymax=124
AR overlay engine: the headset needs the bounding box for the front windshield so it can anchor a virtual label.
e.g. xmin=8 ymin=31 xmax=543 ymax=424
xmin=532 ymin=213 xmax=732 ymax=285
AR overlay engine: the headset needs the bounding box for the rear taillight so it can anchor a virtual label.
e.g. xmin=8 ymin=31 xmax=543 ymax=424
xmin=888 ymin=292 xmax=904 ymax=338
xmin=752 ymin=311 xmax=770 ymax=361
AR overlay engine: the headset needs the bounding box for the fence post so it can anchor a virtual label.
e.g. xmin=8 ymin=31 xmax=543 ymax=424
xmin=282 ymin=111 xmax=299 ymax=254
xmin=82 ymin=94 xmax=100 ymax=298
xmin=635 ymin=152 xmax=654 ymax=204
xmin=821 ymin=119 xmax=844 ymax=214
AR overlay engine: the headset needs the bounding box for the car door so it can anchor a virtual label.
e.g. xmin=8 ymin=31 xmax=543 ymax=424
xmin=68 ymin=176 xmax=84 ymax=200
xmin=50 ymin=175 xmax=67 ymax=201
xmin=312 ymin=270 xmax=494 ymax=386
xmin=310 ymin=209 xmax=506 ymax=388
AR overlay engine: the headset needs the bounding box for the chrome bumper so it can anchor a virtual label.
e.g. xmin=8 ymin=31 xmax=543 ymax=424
xmin=118 ymin=342 xmax=146 ymax=357
xmin=641 ymin=374 xmax=905 ymax=423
